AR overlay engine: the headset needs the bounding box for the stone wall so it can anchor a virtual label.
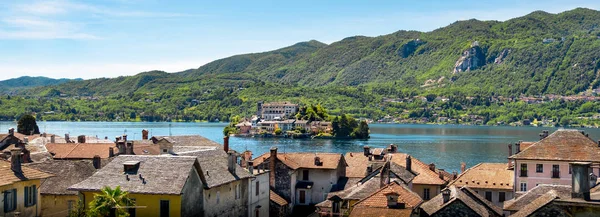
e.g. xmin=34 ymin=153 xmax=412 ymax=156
xmin=181 ymin=167 xmax=204 ymax=216
xmin=203 ymin=179 xmax=249 ymax=217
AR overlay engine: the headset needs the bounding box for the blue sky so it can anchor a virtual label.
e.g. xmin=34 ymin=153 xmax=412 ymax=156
xmin=1 ymin=0 xmax=599 ymax=80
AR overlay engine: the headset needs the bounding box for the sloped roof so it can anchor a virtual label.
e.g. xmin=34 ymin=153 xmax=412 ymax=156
xmin=46 ymin=143 xmax=115 ymax=159
xmin=503 ymin=184 xmax=571 ymax=211
xmin=27 ymin=160 xmax=98 ymax=195
xmin=182 ymin=149 xmax=252 ymax=188
xmin=352 ymin=181 xmax=422 ymax=210
xmin=420 ymin=186 xmax=503 ymax=217
xmin=151 ymin=135 xmax=222 ymax=148
xmin=270 ymin=190 xmax=289 ymax=206
xmin=349 ymin=207 xmax=412 ymax=217
xmin=69 ymin=155 xmax=198 ymax=194
xmin=510 ymin=190 xmax=559 ymax=217
xmin=253 ymin=152 xmax=344 ymax=170
xmin=449 ymin=163 xmax=513 ymax=190
xmin=344 ymin=152 xmax=385 ymax=178
xmin=389 ymin=153 xmax=446 ymax=185
xmin=509 ymin=129 xmax=600 ymax=162
xmin=0 ymin=160 xmax=54 ymax=186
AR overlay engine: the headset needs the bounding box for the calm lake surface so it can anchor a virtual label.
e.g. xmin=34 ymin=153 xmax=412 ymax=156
xmin=2 ymin=121 xmax=599 ymax=172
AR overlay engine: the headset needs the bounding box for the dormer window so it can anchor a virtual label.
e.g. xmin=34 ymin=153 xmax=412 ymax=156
xmin=123 ymin=161 xmax=140 ymax=174
xmin=385 ymin=192 xmax=404 ymax=209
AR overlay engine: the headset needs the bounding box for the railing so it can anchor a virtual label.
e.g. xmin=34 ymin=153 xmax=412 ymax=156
xmin=552 ymin=171 xmax=560 ymax=178
xmin=520 ymin=170 xmax=528 ymax=177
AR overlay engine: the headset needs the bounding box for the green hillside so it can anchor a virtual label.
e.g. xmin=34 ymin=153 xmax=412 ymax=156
xmin=5 ymin=8 xmax=600 ymax=125
xmin=0 ymin=76 xmax=81 ymax=93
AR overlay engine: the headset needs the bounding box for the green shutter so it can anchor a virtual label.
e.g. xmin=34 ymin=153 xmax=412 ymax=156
xmin=3 ymin=191 xmax=8 ymax=213
xmin=12 ymin=189 xmax=17 ymax=210
xmin=33 ymin=185 xmax=37 ymax=205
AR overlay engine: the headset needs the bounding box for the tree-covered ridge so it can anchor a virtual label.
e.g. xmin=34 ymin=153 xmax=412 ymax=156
xmin=0 ymin=76 xmax=81 ymax=93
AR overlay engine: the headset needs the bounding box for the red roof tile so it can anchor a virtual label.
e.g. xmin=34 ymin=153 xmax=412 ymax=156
xmin=46 ymin=143 xmax=116 ymax=159
xmin=0 ymin=160 xmax=54 ymax=186
xmin=510 ymin=129 xmax=600 ymax=162
xmin=449 ymin=163 xmax=513 ymax=190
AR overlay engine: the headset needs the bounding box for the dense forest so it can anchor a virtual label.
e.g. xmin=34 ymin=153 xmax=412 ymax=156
xmin=4 ymin=8 xmax=600 ymax=126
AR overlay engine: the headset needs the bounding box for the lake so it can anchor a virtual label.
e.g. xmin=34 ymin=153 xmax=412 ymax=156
xmin=2 ymin=121 xmax=598 ymax=172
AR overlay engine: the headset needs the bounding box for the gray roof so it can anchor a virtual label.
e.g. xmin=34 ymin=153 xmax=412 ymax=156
xmin=28 ymin=160 xmax=98 ymax=195
xmin=152 ymin=135 xmax=223 ymax=148
xmin=421 ymin=186 xmax=503 ymax=217
xmin=69 ymin=155 xmax=199 ymax=195
xmin=182 ymin=150 xmax=252 ymax=188
xmin=503 ymin=184 xmax=571 ymax=211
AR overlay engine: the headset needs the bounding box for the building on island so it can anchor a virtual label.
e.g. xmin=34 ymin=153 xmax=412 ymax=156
xmin=257 ymin=101 xmax=299 ymax=121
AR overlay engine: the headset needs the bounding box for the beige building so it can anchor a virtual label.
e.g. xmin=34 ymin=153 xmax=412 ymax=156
xmin=257 ymin=102 xmax=299 ymax=120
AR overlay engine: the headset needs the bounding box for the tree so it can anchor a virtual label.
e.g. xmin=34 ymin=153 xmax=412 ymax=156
xmin=88 ymin=186 xmax=134 ymax=217
xmin=274 ymin=128 xmax=283 ymax=135
xmin=353 ymin=121 xmax=370 ymax=139
xmin=17 ymin=114 xmax=40 ymax=135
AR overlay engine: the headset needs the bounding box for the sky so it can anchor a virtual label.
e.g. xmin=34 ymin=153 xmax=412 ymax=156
xmin=1 ymin=0 xmax=599 ymax=80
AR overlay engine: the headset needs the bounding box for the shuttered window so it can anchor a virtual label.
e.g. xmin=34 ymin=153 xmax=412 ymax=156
xmin=25 ymin=185 xmax=37 ymax=207
xmin=4 ymin=189 xmax=17 ymax=212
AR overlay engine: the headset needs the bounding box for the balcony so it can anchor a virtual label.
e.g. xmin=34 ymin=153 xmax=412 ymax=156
xmin=520 ymin=170 xmax=528 ymax=177
xmin=552 ymin=172 xmax=560 ymax=178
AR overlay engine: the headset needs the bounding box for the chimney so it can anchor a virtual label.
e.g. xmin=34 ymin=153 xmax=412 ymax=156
xmin=439 ymin=169 xmax=445 ymax=180
xmin=93 ymin=155 xmax=101 ymax=169
xmin=367 ymin=165 xmax=373 ymax=174
xmin=109 ymin=147 xmax=115 ymax=157
xmin=314 ymin=156 xmax=322 ymax=166
xmin=23 ymin=137 xmax=28 ymax=144
xmin=122 ymin=134 xmax=128 ymax=142
xmin=247 ymin=161 xmax=254 ymax=174
xmin=429 ymin=163 xmax=436 ymax=172
xmin=515 ymin=142 xmax=521 ymax=154
xmin=227 ymin=150 xmax=236 ymax=174
xmin=115 ymin=136 xmax=120 ymax=143
xmin=269 ymin=147 xmax=277 ymax=188
xmin=385 ymin=192 xmax=400 ymax=208
xmin=570 ymin=162 xmax=592 ymax=201
xmin=65 ymin=134 xmax=70 ymax=143
xmin=508 ymin=144 xmax=513 ymax=156
xmin=10 ymin=148 xmax=22 ymax=174
xmin=381 ymin=162 xmax=391 ymax=187
xmin=442 ymin=188 xmax=451 ymax=203
xmin=452 ymin=171 xmax=458 ymax=180
xmin=8 ymin=128 xmax=14 ymax=136
xmin=363 ymin=146 xmax=370 ymax=156
xmin=125 ymin=141 xmax=134 ymax=155
xmin=142 ymin=129 xmax=149 ymax=140
xmin=50 ymin=135 xmax=55 ymax=143
xmin=224 ymin=136 xmax=230 ymax=153
xmin=406 ymin=155 xmax=412 ymax=172
xmin=460 ymin=162 xmax=466 ymax=173
xmin=78 ymin=135 xmax=86 ymax=143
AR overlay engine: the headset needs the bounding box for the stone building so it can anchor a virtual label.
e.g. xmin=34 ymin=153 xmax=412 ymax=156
xmin=419 ymin=185 xmax=503 ymax=217
xmin=252 ymin=148 xmax=347 ymax=208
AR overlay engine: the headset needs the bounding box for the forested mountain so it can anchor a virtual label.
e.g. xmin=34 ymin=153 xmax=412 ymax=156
xmin=5 ymin=8 xmax=600 ymax=124
xmin=0 ymin=76 xmax=81 ymax=93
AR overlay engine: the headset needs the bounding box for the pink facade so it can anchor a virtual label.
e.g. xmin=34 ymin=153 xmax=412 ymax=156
xmin=514 ymin=160 xmax=600 ymax=192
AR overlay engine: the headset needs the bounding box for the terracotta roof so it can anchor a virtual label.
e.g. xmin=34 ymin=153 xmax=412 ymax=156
xmin=27 ymin=160 xmax=98 ymax=195
xmin=253 ymin=152 xmax=344 ymax=170
xmin=353 ymin=182 xmax=423 ymax=209
xmin=349 ymin=207 xmax=413 ymax=217
xmin=420 ymin=186 xmax=503 ymax=217
xmin=503 ymin=184 xmax=571 ymax=211
xmin=0 ymin=160 xmax=54 ymax=186
xmin=510 ymin=190 xmax=559 ymax=217
xmin=509 ymin=129 xmax=600 ymax=162
xmin=46 ymin=143 xmax=116 ymax=159
xmin=449 ymin=163 xmax=513 ymax=190
xmin=519 ymin=141 xmax=535 ymax=150
xmin=270 ymin=190 xmax=289 ymax=206
xmin=388 ymin=153 xmax=445 ymax=185
xmin=132 ymin=144 xmax=161 ymax=155
xmin=344 ymin=152 xmax=386 ymax=178
xmin=69 ymin=155 xmax=199 ymax=195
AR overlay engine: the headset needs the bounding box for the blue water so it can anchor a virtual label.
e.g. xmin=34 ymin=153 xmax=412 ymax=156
xmin=2 ymin=121 xmax=598 ymax=173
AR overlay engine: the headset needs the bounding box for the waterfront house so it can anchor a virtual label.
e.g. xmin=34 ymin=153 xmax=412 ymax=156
xmin=70 ymin=155 xmax=205 ymax=217
xmin=504 ymin=162 xmax=600 ymax=216
xmin=508 ymin=129 xmax=600 ymax=192
xmin=420 ymin=185 xmax=503 ymax=217
xmin=252 ymin=148 xmax=347 ymax=208
xmin=28 ymin=159 xmax=100 ymax=217
xmin=236 ymin=121 xmax=253 ymax=134
xmin=309 ymin=121 xmax=333 ymax=134
xmin=348 ymin=181 xmax=423 ymax=217
xmin=448 ymin=163 xmax=514 ymax=209
xmin=0 ymin=149 xmax=53 ymax=217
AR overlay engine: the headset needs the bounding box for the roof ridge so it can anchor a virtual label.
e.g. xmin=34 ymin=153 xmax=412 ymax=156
xmin=64 ymin=143 xmax=80 ymax=158
xmin=448 ymin=163 xmax=482 ymax=186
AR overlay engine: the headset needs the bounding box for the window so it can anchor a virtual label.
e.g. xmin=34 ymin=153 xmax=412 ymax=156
xmin=256 ymin=181 xmax=260 ymax=196
xmin=485 ymin=191 xmax=492 ymax=202
xmin=552 ymin=165 xmax=560 ymax=178
xmin=520 ymin=164 xmax=528 ymax=177
xmin=423 ymin=188 xmax=431 ymax=200
xmin=299 ymin=190 xmax=306 ymax=204
xmin=302 ymin=170 xmax=309 ymax=181
xmin=3 ymin=189 xmax=17 ymax=212
xmin=160 ymin=200 xmax=169 ymax=217
xmin=24 ymin=185 xmax=37 ymax=207
xmin=536 ymin=164 xmax=543 ymax=173
xmin=499 ymin=192 xmax=506 ymax=202
xmin=216 ymin=191 xmax=220 ymax=204
xmin=520 ymin=182 xmax=527 ymax=191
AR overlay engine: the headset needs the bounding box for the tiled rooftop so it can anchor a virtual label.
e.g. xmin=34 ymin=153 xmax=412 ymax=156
xmin=0 ymin=160 xmax=54 ymax=186
xmin=388 ymin=153 xmax=446 ymax=185
xmin=420 ymin=186 xmax=503 ymax=217
xmin=27 ymin=160 xmax=98 ymax=195
xmin=46 ymin=143 xmax=116 ymax=159
xmin=449 ymin=163 xmax=513 ymax=190
xmin=503 ymin=184 xmax=571 ymax=211
xmin=510 ymin=129 xmax=600 ymax=162
xmin=253 ymin=152 xmax=344 ymax=170
xmin=270 ymin=190 xmax=289 ymax=206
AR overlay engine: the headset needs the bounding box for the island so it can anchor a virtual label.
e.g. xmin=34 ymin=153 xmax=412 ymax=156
xmin=224 ymin=102 xmax=369 ymax=139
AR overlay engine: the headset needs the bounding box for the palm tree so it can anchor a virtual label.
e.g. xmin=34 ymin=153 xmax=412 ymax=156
xmin=88 ymin=186 xmax=134 ymax=217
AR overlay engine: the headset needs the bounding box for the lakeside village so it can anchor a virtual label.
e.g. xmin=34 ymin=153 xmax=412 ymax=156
xmin=3 ymin=116 xmax=600 ymax=217
xmin=225 ymin=102 xmax=370 ymax=139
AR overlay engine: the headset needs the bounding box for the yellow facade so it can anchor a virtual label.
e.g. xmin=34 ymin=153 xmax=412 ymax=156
xmin=81 ymin=191 xmax=182 ymax=217
xmin=0 ymin=179 xmax=42 ymax=217
xmin=40 ymin=195 xmax=78 ymax=217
